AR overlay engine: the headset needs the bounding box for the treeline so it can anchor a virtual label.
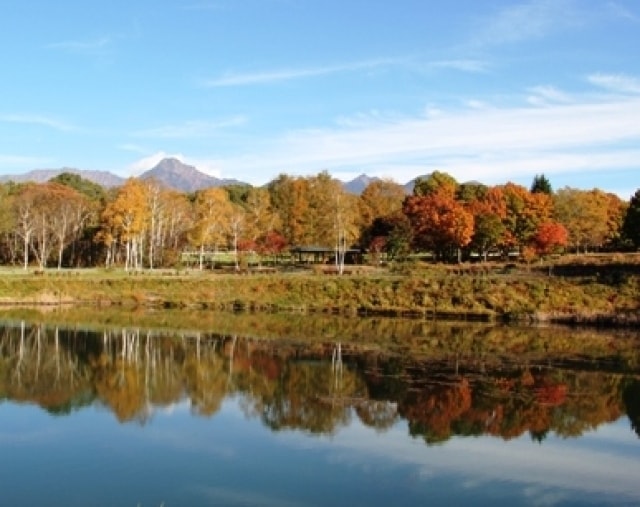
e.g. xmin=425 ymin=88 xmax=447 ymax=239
xmin=0 ymin=170 xmax=636 ymax=269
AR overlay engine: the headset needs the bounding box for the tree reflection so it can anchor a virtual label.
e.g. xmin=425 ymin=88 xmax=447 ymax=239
xmin=623 ymin=379 xmax=640 ymax=438
xmin=0 ymin=324 xmax=92 ymax=415
xmin=0 ymin=321 xmax=638 ymax=445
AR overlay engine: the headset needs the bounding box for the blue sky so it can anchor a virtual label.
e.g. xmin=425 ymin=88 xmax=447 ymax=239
xmin=1 ymin=0 xmax=639 ymax=197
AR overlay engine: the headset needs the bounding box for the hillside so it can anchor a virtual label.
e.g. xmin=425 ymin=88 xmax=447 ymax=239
xmin=0 ymin=168 xmax=124 ymax=187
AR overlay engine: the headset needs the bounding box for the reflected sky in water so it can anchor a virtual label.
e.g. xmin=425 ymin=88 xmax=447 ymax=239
xmin=1 ymin=397 xmax=638 ymax=507
xmin=1 ymin=318 xmax=639 ymax=506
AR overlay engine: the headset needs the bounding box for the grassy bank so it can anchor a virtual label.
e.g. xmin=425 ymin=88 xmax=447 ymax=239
xmin=0 ymin=257 xmax=638 ymax=326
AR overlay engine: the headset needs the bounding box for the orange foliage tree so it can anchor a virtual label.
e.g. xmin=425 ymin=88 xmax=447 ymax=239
xmin=403 ymin=190 xmax=474 ymax=261
xmin=501 ymin=182 xmax=553 ymax=252
xmin=533 ymin=221 xmax=569 ymax=256
xmin=359 ymin=179 xmax=405 ymax=231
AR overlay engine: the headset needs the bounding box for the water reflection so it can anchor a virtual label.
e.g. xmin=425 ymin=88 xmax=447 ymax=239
xmin=1 ymin=320 xmax=638 ymax=443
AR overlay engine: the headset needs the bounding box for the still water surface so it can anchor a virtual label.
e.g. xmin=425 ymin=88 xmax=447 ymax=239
xmin=0 ymin=319 xmax=638 ymax=506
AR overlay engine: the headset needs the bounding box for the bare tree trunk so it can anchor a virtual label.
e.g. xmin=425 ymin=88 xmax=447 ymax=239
xmin=125 ymin=240 xmax=131 ymax=271
xmin=23 ymin=233 xmax=29 ymax=270
xmin=57 ymin=242 xmax=64 ymax=270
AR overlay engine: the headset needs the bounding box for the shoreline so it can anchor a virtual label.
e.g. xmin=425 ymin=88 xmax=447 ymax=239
xmin=0 ymin=265 xmax=637 ymax=327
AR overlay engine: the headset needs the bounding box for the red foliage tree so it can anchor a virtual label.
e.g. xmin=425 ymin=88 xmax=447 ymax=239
xmin=533 ymin=221 xmax=569 ymax=256
xmin=237 ymin=238 xmax=257 ymax=253
xmin=255 ymin=230 xmax=288 ymax=256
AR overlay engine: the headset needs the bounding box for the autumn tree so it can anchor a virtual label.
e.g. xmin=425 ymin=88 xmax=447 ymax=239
xmin=10 ymin=183 xmax=40 ymax=269
xmin=622 ymin=189 xmax=640 ymax=248
xmin=45 ymin=183 xmax=92 ymax=269
xmin=383 ymin=213 xmax=413 ymax=260
xmin=456 ymin=181 xmax=488 ymax=203
xmin=359 ymin=179 xmax=405 ymax=230
xmin=467 ymin=186 xmax=507 ymax=261
xmin=500 ymin=183 xmax=553 ymax=251
xmin=268 ymin=174 xmax=309 ymax=246
xmin=7 ymin=183 xmax=81 ymax=269
xmin=99 ymin=178 xmax=149 ymax=270
xmin=363 ymin=211 xmax=412 ymax=261
xmin=228 ymin=203 xmax=247 ymax=270
xmin=50 ymin=172 xmax=107 ymax=202
xmin=532 ymin=221 xmax=569 ymax=256
xmin=553 ymin=187 xmax=619 ymax=253
xmin=403 ymin=190 xmax=474 ymax=262
xmin=333 ymin=191 xmax=361 ymax=273
xmin=412 ymin=170 xmax=458 ymax=197
xmin=0 ymin=184 xmax=16 ymax=264
xmin=188 ymin=187 xmax=233 ymax=269
xmin=304 ymin=172 xmax=345 ymax=246
xmin=603 ymin=192 xmax=627 ymax=249
xmin=30 ymin=186 xmax=58 ymax=269
xmin=140 ymin=179 xmax=188 ymax=269
xmin=224 ymin=186 xmax=284 ymax=265
xmin=242 ymin=187 xmax=279 ymax=244
xmin=160 ymin=190 xmax=193 ymax=266
xmin=255 ymin=230 xmax=288 ymax=261
xmin=270 ymin=172 xmax=359 ymax=270
xmin=224 ymin=183 xmax=252 ymax=206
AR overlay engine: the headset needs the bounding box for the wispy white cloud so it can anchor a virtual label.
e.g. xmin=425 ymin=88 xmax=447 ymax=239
xmin=527 ymin=85 xmax=575 ymax=106
xmin=588 ymin=73 xmax=640 ymax=94
xmin=0 ymin=113 xmax=74 ymax=131
xmin=46 ymin=36 xmax=112 ymax=55
xmin=464 ymin=100 xmax=491 ymax=110
xmin=208 ymin=87 xmax=640 ymax=193
xmin=605 ymin=1 xmax=640 ymax=22
xmin=117 ymin=143 xmax=149 ymax=154
xmin=202 ymin=58 xmax=401 ymax=87
xmin=132 ymin=116 xmax=246 ymax=139
xmin=202 ymin=55 xmax=487 ymax=89
xmin=473 ymin=0 xmax=583 ymax=46
xmin=430 ymin=59 xmax=489 ymax=73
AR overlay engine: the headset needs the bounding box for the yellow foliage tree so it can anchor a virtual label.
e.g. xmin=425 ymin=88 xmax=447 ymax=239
xmin=189 ymin=187 xmax=233 ymax=269
xmin=100 ymin=178 xmax=149 ymax=270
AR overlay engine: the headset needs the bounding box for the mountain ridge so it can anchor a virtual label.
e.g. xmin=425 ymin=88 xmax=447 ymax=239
xmin=0 ymin=159 xmax=423 ymax=194
xmin=0 ymin=168 xmax=125 ymax=188
xmin=139 ymin=158 xmax=245 ymax=192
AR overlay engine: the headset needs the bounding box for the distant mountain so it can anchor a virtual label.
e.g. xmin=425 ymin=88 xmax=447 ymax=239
xmin=0 ymin=164 xmax=426 ymax=195
xmin=0 ymin=168 xmax=124 ymax=187
xmin=140 ymin=158 xmax=246 ymax=192
xmin=341 ymin=173 xmax=417 ymax=195
xmin=342 ymin=174 xmax=381 ymax=194
xmin=403 ymin=178 xmax=417 ymax=195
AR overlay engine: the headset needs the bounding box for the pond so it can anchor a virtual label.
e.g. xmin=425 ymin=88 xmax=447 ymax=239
xmin=0 ymin=316 xmax=639 ymax=506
